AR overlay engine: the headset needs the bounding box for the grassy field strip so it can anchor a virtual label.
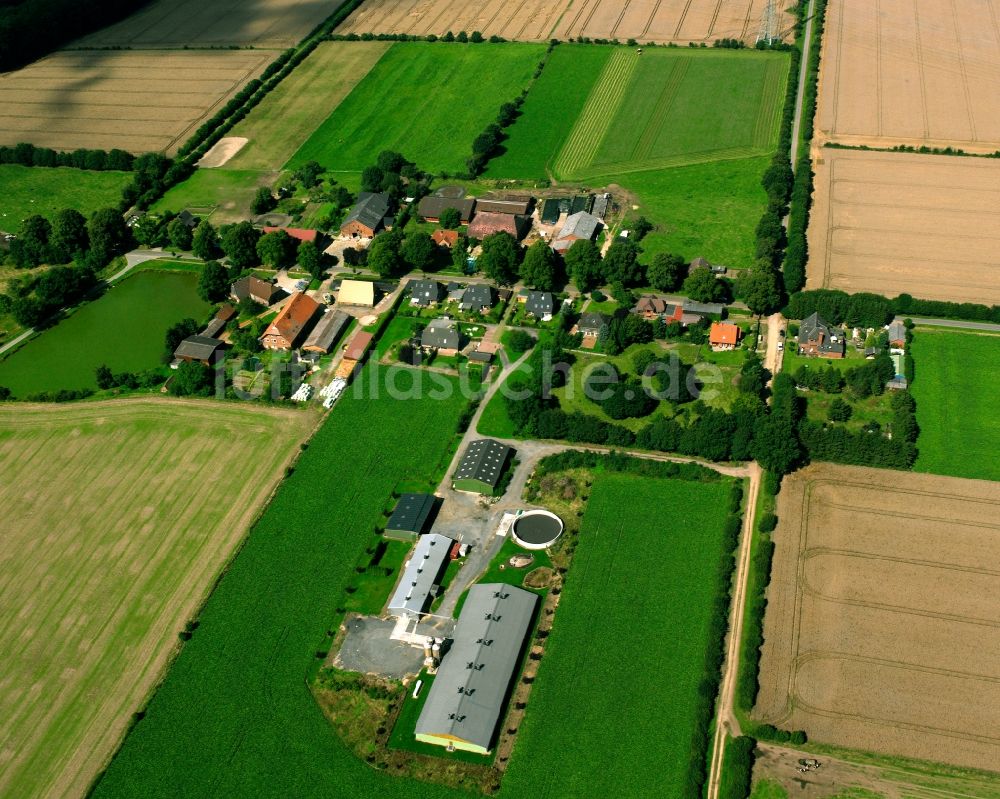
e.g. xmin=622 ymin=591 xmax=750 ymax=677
xmin=752 ymin=58 xmax=787 ymax=149
xmin=0 ymin=164 xmax=132 ymax=229
xmin=552 ymin=49 xmax=636 ymax=179
xmin=632 ymin=57 xmax=690 ymax=162
xmin=0 ymin=399 xmax=315 ymax=799
xmin=224 ymin=41 xmax=392 ymax=171
xmin=570 ymin=145 xmax=765 ymax=179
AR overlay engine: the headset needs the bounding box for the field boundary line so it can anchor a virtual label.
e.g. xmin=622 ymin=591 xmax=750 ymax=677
xmin=565 ymin=144 xmax=766 ymax=181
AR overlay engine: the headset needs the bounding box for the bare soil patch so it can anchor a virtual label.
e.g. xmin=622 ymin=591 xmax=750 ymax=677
xmin=198 ymin=136 xmax=248 ymax=168
xmin=0 ymin=398 xmax=316 ymax=799
xmin=72 ymin=0 xmax=345 ymax=48
xmin=816 ymin=0 xmax=1000 ymax=151
xmin=339 ymin=0 xmax=790 ymax=44
xmin=0 ymin=50 xmax=271 ymax=155
xmin=807 ymin=148 xmax=1000 ymax=305
xmin=756 ymin=463 xmax=1000 ymax=772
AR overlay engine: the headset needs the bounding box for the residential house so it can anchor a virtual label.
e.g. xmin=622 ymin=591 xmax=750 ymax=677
xmin=176 ymin=210 xmax=198 ymax=229
xmin=797 ymin=312 xmax=846 ymax=358
xmin=453 ymin=439 xmax=513 ymax=494
xmin=302 ymin=309 xmax=351 ymax=354
xmin=460 ymin=283 xmax=495 ymax=313
xmin=467 ymin=212 xmax=529 ymax=241
xmin=337 ymin=279 xmax=376 ymax=307
xmin=410 ymin=279 xmax=444 ymax=307
xmin=340 ymin=192 xmax=390 ymax=238
xmin=260 ymin=292 xmax=321 ymax=350
xmin=887 ymin=320 xmax=907 ymax=348
xmin=551 ymin=211 xmax=601 ymax=253
xmin=524 ymin=291 xmax=554 ymax=321
xmin=417 ymin=195 xmax=475 ymax=223
xmin=689 ymin=256 xmax=712 ymax=272
xmin=634 ymin=296 xmax=670 ymax=320
xmin=575 ymin=311 xmax=607 ymax=340
xmin=421 ymin=318 xmax=461 ymax=355
xmin=173 ymin=335 xmax=224 ymax=366
xmin=230 ymin=276 xmax=280 ymax=306
xmin=432 ymin=229 xmax=459 ymax=248
xmin=709 ymin=322 xmax=741 ymax=351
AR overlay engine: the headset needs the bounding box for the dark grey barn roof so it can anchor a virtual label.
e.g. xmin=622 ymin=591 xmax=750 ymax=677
xmin=387 ymin=493 xmax=437 ymax=535
xmin=343 ymin=192 xmax=389 ymax=230
xmin=415 ymin=584 xmax=537 ymax=752
xmin=174 ymin=335 xmax=223 ymax=361
xmin=454 ymin=439 xmax=512 ymax=488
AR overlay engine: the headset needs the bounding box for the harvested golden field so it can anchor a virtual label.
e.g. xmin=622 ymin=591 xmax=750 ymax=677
xmin=73 ymin=0 xmax=343 ymax=48
xmin=756 ymin=463 xmax=1000 ymax=772
xmin=816 ymin=0 xmax=1000 ymax=151
xmin=807 ymin=149 xmax=1000 ymax=305
xmin=0 ymin=398 xmax=316 ymax=799
xmin=339 ymin=0 xmax=789 ymax=44
xmin=0 ymin=50 xmax=272 ymax=155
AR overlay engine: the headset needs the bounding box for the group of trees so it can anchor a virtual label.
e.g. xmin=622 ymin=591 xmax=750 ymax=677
xmin=793 ymin=352 xmax=895 ymax=400
xmin=7 ymin=206 xmax=130 ymax=271
xmin=360 ymin=150 xmax=423 ymax=200
xmin=1 ymin=263 xmax=99 ymax=327
xmin=0 ymin=142 xmax=134 ymax=172
xmin=784 ymin=289 xmax=894 ymax=328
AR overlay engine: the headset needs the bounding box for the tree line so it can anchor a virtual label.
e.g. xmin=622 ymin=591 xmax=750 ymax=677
xmin=0 ymin=142 xmax=134 ymax=172
xmin=785 ymin=287 xmax=1000 ymax=326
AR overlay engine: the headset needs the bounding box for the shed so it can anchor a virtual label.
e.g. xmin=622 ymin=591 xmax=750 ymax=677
xmin=302 ymin=309 xmax=351 ymax=354
xmin=417 ymin=196 xmax=475 ymax=223
xmin=173 ymin=335 xmax=224 ymax=365
xmin=540 ymin=199 xmax=562 ymax=224
xmin=338 ymin=279 xmax=376 ymax=307
xmin=474 ymin=198 xmax=531 ymax=215
xmin=467 ymin=212 xmax=528 ymax=241
xmin=415 ymin=584 xmax=538 ymax=754
xmin=344 ymin=330 xmax=374 ymax=361
xmin=385 ymin=493 xmax=438 ymax=541
xmin=453 ymin=439 xmax=513 ymax=494
xmin=387 ymin=533 xmax=454 ymax=619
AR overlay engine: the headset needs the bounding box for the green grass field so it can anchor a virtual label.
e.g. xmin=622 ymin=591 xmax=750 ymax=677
xmin=0 ymin=164 xmax=130 ymax=229
xmin=152 ymin=168 xmax=273 ymax=224
xmin=287 ymin=42 xmax=545 ymax=174
xmin=502 ymin=473 xmax=733 ymax=797
xmin=911 ymin=330 xmax=1000 ymax=482
xmin=0 ymin=271 xmax=210 ymax=397
xmin=224 ymin=41 xmax=392 ymax=171
xmin=0 ymin=398 xmax=315 ymax=799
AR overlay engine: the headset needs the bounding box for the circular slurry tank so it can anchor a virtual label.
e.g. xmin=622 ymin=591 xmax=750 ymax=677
xmin=511 ymin=510 xmax=563 ymax=550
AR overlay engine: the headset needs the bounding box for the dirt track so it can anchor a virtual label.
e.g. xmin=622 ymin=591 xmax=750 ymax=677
xmin=807 ymin=148 xmax=1000 ymax=305
xmin=0 ymin=50 xmax=271 ymax=154
xmin=755 ymin=464 xmax=1000 ymax=773
xmin=339 ymin=0 xmax=790 ymax=44
xmin=816 ymin=0 xmax=1000 ymax=151
xmin=0 ymin=398 xmax=316 ymax=799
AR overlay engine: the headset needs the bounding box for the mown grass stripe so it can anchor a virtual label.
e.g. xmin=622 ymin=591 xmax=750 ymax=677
xmin=632 ymin=57 xmax=690 ymax=163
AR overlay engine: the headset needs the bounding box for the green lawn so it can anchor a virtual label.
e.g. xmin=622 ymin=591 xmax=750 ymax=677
xmin=287 ymin=42 xmax=546 ymax=174
xmin=911 ymin=330 xmax=1000 ymax=482
xmin=0 ymin=164 xmax=130 ymax=229
xmin=151 ymin=168 xmax=274 ymax=224
xmin=224 ymin=41 xmax=392 ymax=171
xmin=0 ymin=271 xmax=211 ymax=397
xmin=501 ymin=473 xmax=733 ymax=798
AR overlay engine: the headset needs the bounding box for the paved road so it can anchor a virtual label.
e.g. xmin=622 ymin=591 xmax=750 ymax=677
xmin=790 ymin=0 xmax=818 ymax=169
xmin=0 ymin=328 xmax=32 ymax=357
xmin=907 ymin=317 xmax=1000 ymax=333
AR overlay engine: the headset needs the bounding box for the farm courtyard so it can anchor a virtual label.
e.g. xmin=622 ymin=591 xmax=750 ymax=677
xmin=755 ymin=464 xmax=1000 ymax=773
xmin=0 ymin=398 xmax=316 ymax=799
xmin=806 ymin=149 xmax=1000 ymax=305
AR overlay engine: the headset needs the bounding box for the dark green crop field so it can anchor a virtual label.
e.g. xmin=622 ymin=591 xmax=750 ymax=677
xmin=911 ymin=329 xmax=1000 ymax=482
xmin=288 ymin=42 xmax=546 ymax=175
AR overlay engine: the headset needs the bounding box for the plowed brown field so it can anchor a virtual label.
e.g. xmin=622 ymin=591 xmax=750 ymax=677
xmin=0 ymin=50 xmax=272 ymax=155
xmin=816 ymin=0 xmax=1000 ymax=151
xmin=339 ymin=0 xmax=790 ymax=44
xmin=0 ymin=398 xmax=315 ymax=799
xmin=756 ymin=464 xmax=1000 ymax=772
xmin=806 ymin=148 xmax=1000 ymax=305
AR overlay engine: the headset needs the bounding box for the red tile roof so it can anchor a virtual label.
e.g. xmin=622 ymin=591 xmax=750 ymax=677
xmin=262 ymin=292 xmax=320 ymax=347
xmin=709 ymin=322 xmax=740 ymax=346
xmin=344 ymin=331 xmax=374 ymax=361
xmin=262 ymin=226 xmax=318 ymax=243
xmin=432 ymin=229 xmax=459 ymax=247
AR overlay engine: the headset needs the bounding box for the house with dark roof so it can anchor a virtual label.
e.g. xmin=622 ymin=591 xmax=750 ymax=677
xmin=551 ymin=211 xmax=601 ymax=253
xmin=417 ymin=196 xmax=475 ymax=223
xmin=231 ymin=276 xmax=280 ymax=306
xmin=410 ymin=279 xmax=444 ymax=307
xmin=460 ymin=283 xmax=495 ymax=313
xmin=385 ymin=493 xmax=438 ymax=541
xmin=302 ymin=309 xmax=351 ymax=354
xmin=575 ymin=311 xmax=607 ymax=339
xmin=633 ymin=296 xmax=670 ymax=320
xmin=260 ymin=292 xmax=321 ymax=350
xmin=524 ymin=291 xmax=554 ymax=321
xmin=177 ymin=210 xmax=198 ymax=229
xmin=421 ymin=318 xmax=461 ymax=355
xmin=453 ymin=439 xmax=513 ymax=494
xmin=173 ymin=335 xmax=224 ymax=366
xmin=340 ymin=192 xmax=390 ymax=238
xmin=467 ymin=212 xmax=528 ymax=241
xmin=387 ymin=533 xmax=454 ymax=619
xmin=415 ymin=584 xmax=538 ymax=754
xmin=798 ymin=312 xmax=846 ymax=358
